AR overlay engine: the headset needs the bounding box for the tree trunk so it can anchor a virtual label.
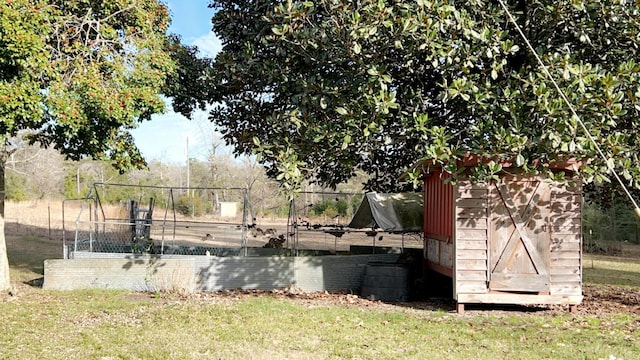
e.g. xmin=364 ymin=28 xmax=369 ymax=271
xmin=0 ymin=157 xmax=11 ymax=291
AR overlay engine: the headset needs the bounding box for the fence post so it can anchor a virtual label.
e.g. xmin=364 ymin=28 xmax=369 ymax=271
xmin=48 ymin=203 xmax=51 ymax=239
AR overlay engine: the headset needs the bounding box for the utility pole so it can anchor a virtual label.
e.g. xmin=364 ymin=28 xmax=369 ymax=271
xmin=186 ymin=136 xmax=190 ymax=196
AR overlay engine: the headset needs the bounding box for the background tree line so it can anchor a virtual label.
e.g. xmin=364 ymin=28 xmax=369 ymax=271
xmin=8 ymin=132 xmax=640 ymax=252
xmin=4 ymin=137 xmax=369 ymax=220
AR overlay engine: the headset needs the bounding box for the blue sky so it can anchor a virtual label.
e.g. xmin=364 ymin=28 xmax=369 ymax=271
xmin=130 ymin=0 xmax=221 ymax=164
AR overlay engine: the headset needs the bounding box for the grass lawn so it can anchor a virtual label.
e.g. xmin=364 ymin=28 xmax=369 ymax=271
xmin=2 ymin=235 xmax=639 ymax=359
xmin=583 ymin=254 xmax=640 ymax=288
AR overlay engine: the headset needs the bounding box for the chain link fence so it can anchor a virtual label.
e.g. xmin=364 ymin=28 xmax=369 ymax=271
xmin=285 ymin=192 xmax=423 ymax=254
xmin=71 ymin=183 xmax=249 ymax=257
xmin=69 ymin=185 xmax=423 ymax=258
xmin=582 ymin=201 xmax=640 ymax=255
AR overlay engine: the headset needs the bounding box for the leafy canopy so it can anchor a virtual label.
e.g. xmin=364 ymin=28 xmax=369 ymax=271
xmin=0 ymin=0 xmax=178 ymax=291
xmin=1 ymin=0 xmax=174 ymax=170
xmin=197 ymin=0 xmax=640 ymax=192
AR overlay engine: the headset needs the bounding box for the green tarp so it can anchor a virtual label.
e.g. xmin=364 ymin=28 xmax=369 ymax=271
xmin=348 ymin=193 xmax=423 ymax=233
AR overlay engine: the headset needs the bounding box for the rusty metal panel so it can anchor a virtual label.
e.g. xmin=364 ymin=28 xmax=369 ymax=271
xmin=423 ymin=169 xmax=454 ymax=239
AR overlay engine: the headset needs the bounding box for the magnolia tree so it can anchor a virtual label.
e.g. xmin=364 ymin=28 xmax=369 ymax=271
xmin=0 ymin=0 xmax=176 ymax=291
xmin=185 ymin=0 xmax=640 ymax=194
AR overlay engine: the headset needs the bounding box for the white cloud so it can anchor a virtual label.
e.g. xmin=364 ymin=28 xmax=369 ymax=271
xmin=132 ymin=104 xmax=232 ymax=164
xmin=192 ymin=31 xmax=222 ymax=58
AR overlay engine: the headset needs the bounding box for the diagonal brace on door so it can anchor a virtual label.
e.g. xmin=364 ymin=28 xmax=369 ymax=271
xmin=492 ymin=182 xmax=549 ymax=275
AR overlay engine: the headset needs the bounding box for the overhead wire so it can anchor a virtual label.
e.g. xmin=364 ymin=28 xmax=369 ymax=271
xmin=495 ymin=0 xmax=640 ymax=218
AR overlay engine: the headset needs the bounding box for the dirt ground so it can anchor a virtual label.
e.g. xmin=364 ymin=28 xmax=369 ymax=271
xmin=160 ymin=281 xmax=638 ymax=319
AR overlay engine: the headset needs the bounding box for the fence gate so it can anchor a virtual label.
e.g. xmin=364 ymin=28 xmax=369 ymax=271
xmin=488 ymin=179 xmax=551 ymax=293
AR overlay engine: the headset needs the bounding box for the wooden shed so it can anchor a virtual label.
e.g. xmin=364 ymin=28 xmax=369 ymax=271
xmin=422 ymin=158 xmax=583 ymax=313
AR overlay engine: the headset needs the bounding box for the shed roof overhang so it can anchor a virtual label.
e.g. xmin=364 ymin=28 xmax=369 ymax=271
xmin=411 ymin=153 xmax=584 ymax=177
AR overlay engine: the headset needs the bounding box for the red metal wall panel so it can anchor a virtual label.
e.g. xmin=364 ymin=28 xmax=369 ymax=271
xmin=423 ymin=169 xmax=453 ymax=239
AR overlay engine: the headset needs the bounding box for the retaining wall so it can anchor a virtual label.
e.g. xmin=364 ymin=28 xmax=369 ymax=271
xmin=43 ymin=253 xmax=400 ymax=292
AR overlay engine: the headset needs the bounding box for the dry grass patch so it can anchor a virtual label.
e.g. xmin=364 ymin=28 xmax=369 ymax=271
xmin=6 ymin=235 xmax=61 ymax=284
xmin=583 ymin=253 xmax=640 ymax=288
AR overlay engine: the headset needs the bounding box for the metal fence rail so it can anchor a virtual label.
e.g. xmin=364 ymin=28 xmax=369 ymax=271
xmin=69 ymin=184 xmax=423 ymax=258
xmin=71 ymin=183 xmax=249 ymax=257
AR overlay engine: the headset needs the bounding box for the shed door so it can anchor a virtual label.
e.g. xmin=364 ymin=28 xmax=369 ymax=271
xmin=488 ymin=180 xmax=550 ymax=292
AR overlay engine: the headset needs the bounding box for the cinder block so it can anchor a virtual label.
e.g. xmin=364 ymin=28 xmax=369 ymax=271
xmin=43 ymin=258 xmax=196 ymax=292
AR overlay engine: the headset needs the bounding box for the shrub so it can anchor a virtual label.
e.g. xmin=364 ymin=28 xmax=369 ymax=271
xmin=311 ymin=198 xmax=350 ymax=217
xmin=175 ymin=195 xmax=210 ymax=217
xmin=6 ymin=172 xmax=29 ymax=201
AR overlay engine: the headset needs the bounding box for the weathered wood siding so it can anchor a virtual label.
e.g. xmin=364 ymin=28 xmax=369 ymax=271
xmin=426 ymin=238 xmax=452 ymax=270
xmin=453 ymin=182 xmax=489 ymax=297
xmin=424 ymin=168 xmax=582 ymax=306
xmin=451 ymin=178 xmax=582 ymax=304
xmin=549 ymin=184 xmax=582 ymax=296
xmin=487 ymin=177 xmax=552 ymax=293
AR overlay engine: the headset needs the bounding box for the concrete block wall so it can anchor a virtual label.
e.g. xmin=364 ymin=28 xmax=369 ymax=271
xmin=293 ymin=254 xmax=399 ymax=292
xmin=43 ymin=253 xmax=400 ymax=292
xmin=43 ymin=258 xmax=196 ymax=292
xmin=194 ymin=256 xmax=294 ymax=291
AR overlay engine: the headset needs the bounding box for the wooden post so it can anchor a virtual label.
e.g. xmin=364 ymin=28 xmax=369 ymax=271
xmin=48 ymin=203 xmax=51 ymax=239
xmin=456 ymin=302 xmax=465 ymax=315
xmin=569 ymin=305 xmax=578 ymax=314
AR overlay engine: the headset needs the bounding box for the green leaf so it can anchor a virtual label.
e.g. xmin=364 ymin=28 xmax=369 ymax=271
xmin=341 ymin=134 xmax=352 ymax=150
xmin=353 ymin=42 xmax=361 ymax=54
xmin=272 ymin=26 xmax=286 ymax=36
